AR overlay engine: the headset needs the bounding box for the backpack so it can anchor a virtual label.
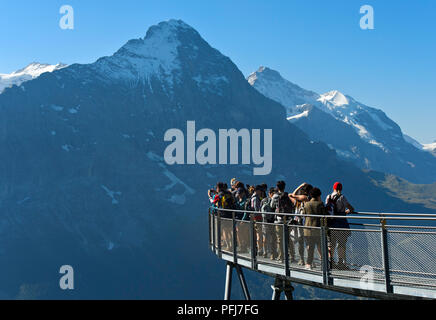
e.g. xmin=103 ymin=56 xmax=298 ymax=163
xmin=326 ymin=193 xmax=342 ymax=216
xmin=219 ymin=191 xmax=235 ymax=218
xmin=261 ymin=198 xmax=275 ymax=223
xmin=250 ymin=194 xmax=263 ymax=222
xmin=326 ymin=193 xmax=350 ymax=230
xmin=220 ymin=191 xmax=235 ymax=210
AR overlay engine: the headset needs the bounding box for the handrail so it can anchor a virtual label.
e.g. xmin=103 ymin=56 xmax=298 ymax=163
xmin=354 ymin=211 xmax=436 ymax=217
xmin=210 ymin=207 xmax=436 ymax=222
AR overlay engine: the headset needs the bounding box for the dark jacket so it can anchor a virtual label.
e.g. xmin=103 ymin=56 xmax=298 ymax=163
xmin=303 ymin=199 xmax=326 ymax=237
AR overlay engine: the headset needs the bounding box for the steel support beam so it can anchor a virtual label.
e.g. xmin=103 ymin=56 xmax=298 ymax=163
xmin=224 ymin=262 xmax=233 ymax=300
xmin=224 ymin=262 xmax=252 ymax=300
xmin=235 ymin=265 xmax=251 ymax=300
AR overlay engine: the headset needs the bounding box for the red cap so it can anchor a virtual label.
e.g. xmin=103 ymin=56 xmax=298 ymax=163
xmin=333 ymin=182 xmax=343 ymax=191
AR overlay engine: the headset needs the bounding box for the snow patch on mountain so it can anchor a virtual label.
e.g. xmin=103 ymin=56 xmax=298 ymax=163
xmin=51 ymin=105 xmax=64 ymax=112
xmin=0 ymin=62 xmax=67 ymax=93
xmin=318 ymin=90 xmax=349 ymax=107
xmin=146 ymin=151 xmax=196 ymax=205
xmin=336 ymin=149 xmax=358 ymax=159
xmin=107 ymin=242 xmax=115 ymax=251
xmin=423 ymin=143 xmax=436 ymax=158
xmin=61 ymin=145 xmax=72 ymax=152
xmin=423 ymin=143 xmax=436 ymax=152
xmin=101 ymin=185 xmax=122 ymax=205
xmin=287 ymin=110 xmax=309 ymax=121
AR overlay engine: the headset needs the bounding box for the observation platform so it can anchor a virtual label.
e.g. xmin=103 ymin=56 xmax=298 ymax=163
xmin=208 ymin=208 xmax=436 ymax=300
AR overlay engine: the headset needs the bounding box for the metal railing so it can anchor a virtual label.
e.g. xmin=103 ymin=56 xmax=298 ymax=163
xmin=208 ymin=207 xmax=436 ymax=298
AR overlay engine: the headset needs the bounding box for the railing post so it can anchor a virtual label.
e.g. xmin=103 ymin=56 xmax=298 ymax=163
xmin=283 ymin=217 xmax=290 ymax=276
xmin=212 ymin=209 xmax=216 ymax=253
xmin=380 ymin=218 xmax=393 ymax=294
xmin=217 ymin=210 xmax=222 ymax=258
xmin=250 ymin=215 xmax=257 ymax=270
xmin=232 ymin=211 xmax=238 ymax=264
xmin=320 ymin=216 xmax=331 ymax=285
xmin=208 ymin=208 xmax=212 ymax=248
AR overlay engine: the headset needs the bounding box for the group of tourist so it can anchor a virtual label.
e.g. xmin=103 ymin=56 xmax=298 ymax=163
xmin=208 ymin=179 xmax=355 ymax=270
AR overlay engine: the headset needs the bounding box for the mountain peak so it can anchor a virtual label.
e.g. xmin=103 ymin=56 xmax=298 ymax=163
xmin=119 ymin=19 xmax=194 ymax=54
xmin=93 ymin=19 xmax=204 ymax=84
xmin=248 ymin=66 xmax=284 ymax=85
xmin=146 ymin=19 xmax=194 ymax=35
xmin=319 ymin=90 xmax=349 ymax=107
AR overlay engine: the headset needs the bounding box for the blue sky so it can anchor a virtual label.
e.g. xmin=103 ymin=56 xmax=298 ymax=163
xmin=0 ymin=0 xmax=435 ymax=143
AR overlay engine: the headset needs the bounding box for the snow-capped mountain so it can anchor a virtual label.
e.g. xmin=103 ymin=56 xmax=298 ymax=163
xmin=0 ymin=62 xmax=67 ymax=93
xmin=247 ymin=66 xmax=319 ymax=115
xmin=0 ymin=20 xmax=432 ymax=299
xmin=92 ymin=21 xmax=182 ymax=84
xmin=316 ymin=90 xmax=405 ymax=152
xmin=248 ymin=66 xmax=436 ymax=184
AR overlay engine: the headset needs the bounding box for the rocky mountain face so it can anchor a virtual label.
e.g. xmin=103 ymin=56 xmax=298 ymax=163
xmin=248 ymin=67 xmax=436 ymax=184
xmin=0 ymin=20 xmax=433 ymax=299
